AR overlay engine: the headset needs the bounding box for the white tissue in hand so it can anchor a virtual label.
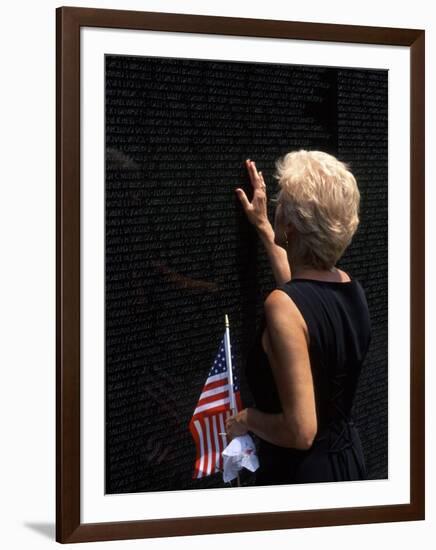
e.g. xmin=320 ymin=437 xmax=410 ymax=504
xmin=222 ymin=434 xmax=259 ymax=483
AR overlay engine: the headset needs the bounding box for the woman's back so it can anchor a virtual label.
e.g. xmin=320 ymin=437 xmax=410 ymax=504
xmin=245 ymin=275 xmax=372 ymax=484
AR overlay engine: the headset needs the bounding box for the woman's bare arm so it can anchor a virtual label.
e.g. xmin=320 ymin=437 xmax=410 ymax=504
xmin=244 ymin=289 xmax=318 ymax=449
xmin=244 ymin=407 xmax=307 ymax=449
xmin=257 ymin=221 xmax=291 ymax=286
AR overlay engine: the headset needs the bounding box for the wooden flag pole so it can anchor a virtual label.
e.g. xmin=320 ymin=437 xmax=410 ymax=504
xmin=224 ymin=313 xmax=241 ymax=487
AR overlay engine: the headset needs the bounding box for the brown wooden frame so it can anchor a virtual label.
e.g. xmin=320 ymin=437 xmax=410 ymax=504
xmin=56 ymin=5 xmax=425 ymax=544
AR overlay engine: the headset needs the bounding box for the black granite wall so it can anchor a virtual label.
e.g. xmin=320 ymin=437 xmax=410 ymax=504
xmin=105 ymin=55 xmax=388 ymax=493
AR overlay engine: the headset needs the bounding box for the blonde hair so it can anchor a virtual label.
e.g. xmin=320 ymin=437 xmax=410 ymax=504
xmin=272 ymin=149 xmax=360 ymax=270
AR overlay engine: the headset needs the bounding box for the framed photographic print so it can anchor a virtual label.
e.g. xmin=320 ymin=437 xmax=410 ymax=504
xmin=56 ymin=6 xmax=425 ymax=544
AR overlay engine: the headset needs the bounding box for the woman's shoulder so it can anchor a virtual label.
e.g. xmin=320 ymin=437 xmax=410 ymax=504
xmin=263 ymin=286 xmax=311 ymax=344
xmin=264 ymin=287 xmax=306 ymax=323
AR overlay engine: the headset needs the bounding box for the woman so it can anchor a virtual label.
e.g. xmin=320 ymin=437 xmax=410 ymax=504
xmin=225 ymin=150 xmax=372 ymax=485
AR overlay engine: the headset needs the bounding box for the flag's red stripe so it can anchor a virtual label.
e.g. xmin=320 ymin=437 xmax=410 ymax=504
xmin=209 ymin=417 xmax=215 ymax=475
xmin=204 ymin=378 xmax=227 ymax=391
xmin=197 ymin=389 xmax=229 ymax=408
xmin=213 ymin=414 xmax=220 ymax=473
xmin=206 ymin=417 xmax=213 ymax=476
xmin=202 ymin=417 xmax=210 ymax=478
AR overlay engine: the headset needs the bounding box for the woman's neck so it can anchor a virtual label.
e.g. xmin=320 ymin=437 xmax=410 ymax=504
xmin=291 ymin=264 xmax=339 ymax=279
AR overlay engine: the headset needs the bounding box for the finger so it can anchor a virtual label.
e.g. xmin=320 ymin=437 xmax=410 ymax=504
xmin=246 ymin=159 xmax=262 ymax=190
xmin=258 ymin=171 xmax=266 ymax=186
xmin=251 ymin=160 xmax=261 ymax=179
xmin=235 ymin=188 xmax=251 ymax=212
xmin=248 ymin=160 xmax=261 ymax=187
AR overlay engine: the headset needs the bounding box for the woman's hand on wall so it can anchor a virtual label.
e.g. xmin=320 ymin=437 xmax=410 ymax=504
xmin=235 ymin=159 xmax=271 ymax=234
xmin=235 ymin=159 xmax=291 ymax=285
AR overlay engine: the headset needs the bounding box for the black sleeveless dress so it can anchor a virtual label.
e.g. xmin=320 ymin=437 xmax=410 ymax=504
xmin=245 ymin=275 xmax=372 ymax=485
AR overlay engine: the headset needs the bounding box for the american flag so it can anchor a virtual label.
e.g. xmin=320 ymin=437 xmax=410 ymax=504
xmin=189 ymin=334 xmax=243 ymax=479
